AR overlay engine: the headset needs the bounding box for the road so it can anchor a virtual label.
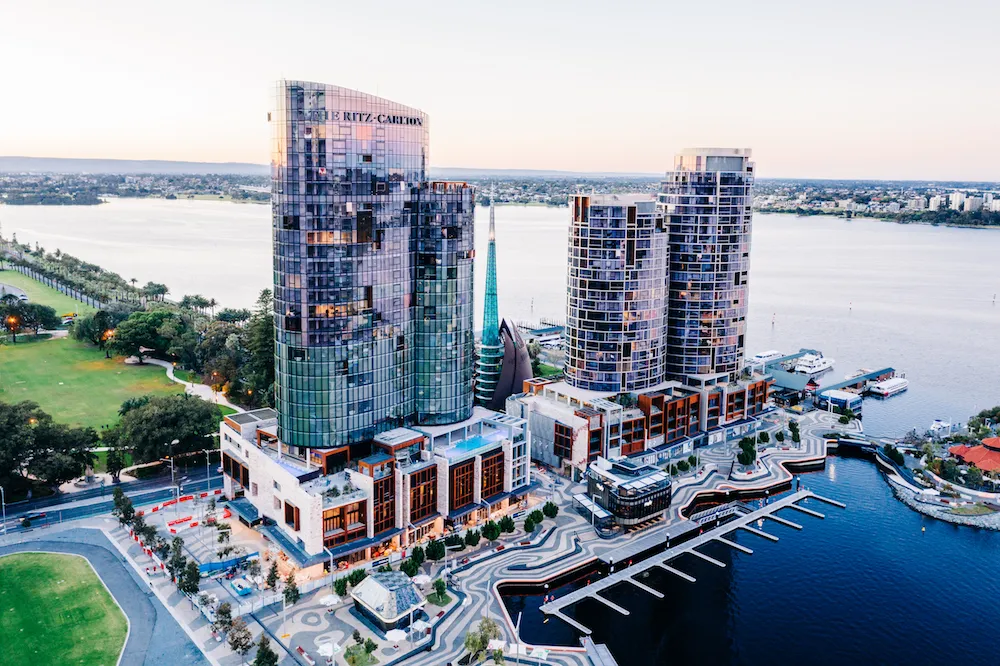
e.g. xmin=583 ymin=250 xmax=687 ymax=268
xmin=2 ymin=475 xmax=224 ymax=535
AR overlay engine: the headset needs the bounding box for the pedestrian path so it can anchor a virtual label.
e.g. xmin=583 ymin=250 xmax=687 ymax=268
xmin=141 ymin=358 xmax=243 ymax=413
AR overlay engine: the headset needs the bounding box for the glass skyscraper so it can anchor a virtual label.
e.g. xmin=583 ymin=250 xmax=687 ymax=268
xmin=564 ymin=194 xmax=668 ymax=392
xmin=657 ymin=148 xmax=755 ymax=381
xmin=270 ymin=81 xmax=475 ymax=449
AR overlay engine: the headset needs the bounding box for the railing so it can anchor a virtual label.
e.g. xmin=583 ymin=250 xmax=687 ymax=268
xmin=3 ymin=263 xmax=106 ymax=309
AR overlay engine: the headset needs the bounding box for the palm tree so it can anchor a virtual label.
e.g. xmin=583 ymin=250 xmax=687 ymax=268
xmin=208 ymin=298 xmax=218 ymax=317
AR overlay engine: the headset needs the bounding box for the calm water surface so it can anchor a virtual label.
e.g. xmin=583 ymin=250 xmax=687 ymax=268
xmin=5 ymin=200 xmax=999 ymax=437
xmin=506 ymin=457 xmax=1000 ymax=666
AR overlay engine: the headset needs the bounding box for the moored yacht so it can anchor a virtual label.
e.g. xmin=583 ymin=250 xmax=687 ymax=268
xmin=869 ymin=377 xmax=909 ymax=397
xmin=793 ymin=353 xmax=835 ymax=376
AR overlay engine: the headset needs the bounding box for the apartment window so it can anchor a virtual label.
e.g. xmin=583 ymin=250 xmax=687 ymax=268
xmin=409 ymin=467 xmax=438 ymax=522
xmin=449 ymin=460 xmax=475 ymax=512
xmin=284 ymin=501 xmax=301 ymax=531
xmin=273 ymin=497 xmax=282 ymax=511
xmin=481 ymin=451 xmax=505 ymax=500
xmin=250 ymin=482 xmax=258 ymax=497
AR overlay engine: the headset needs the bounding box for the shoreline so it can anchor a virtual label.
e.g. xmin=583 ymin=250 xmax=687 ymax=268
xmin=755 ymin=209 xmax=1000 ymax=230
xmin=886 ymin=476 xmax=1000 ymax=530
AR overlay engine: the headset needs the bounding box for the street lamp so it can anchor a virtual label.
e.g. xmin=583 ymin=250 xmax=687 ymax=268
xmin=161 ymin=439 xmax=180 ymax=515
xmin=0 ymin=485 xmax=6 ymax=536
xmin=6 ymin=315 xmax=18 ymax=344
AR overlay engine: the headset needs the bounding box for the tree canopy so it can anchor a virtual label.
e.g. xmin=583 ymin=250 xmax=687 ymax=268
xmin=0 ymin=400 xmax=97 ymax=488
xmin=107 ymin=394 xmax=219 ymax=463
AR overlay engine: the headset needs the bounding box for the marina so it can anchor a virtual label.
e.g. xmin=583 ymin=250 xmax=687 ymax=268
xmin=537 ymin=489 xmax=846 ymax=635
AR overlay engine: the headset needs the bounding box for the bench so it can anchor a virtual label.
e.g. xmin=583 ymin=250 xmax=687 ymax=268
xmin=296 ymin=646 xmax=316 ymax=665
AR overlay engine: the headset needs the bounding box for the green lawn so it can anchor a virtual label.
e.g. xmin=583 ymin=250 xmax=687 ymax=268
xmin=0 ymin=269 xmax=97 ymax=316
xmin=426 ymin=591 xmax=452 ymax=607
xmin=93 ymin=449 xmax=134 ymax=473
xmin=0 ymin=336 xmax=182 ymax=429
xmin=0 ymin=553 xmax=128 ymax=666
xmin=344 ymin=644 xmax=380 ymax=666
xmin=949 ymin=504 xmax=995 ymax=516
xmin=537 ymin=362 xmax=563 ymax=378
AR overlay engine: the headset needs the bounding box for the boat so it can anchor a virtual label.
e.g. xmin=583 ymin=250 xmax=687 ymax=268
xmin=793 ymin=353 xmax=835 ymax=376
xmin=750 ymin=350 xmax=783 ymax=365
xmin=845 ymin=368 xmax=873 ymax=380
xmin=869 ymin=377 xmax=909 ymax=397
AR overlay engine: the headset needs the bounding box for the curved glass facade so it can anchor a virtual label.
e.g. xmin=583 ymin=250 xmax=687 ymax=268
xmin=271 ymin=81 xmax=474 ymax=448
xmin=564 ymin=194 xmax=668 ymax=392
xmin=657 ymin=149 xmax=755 ymax=381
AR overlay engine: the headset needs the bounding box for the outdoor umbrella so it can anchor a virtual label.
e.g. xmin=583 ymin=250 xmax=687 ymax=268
xmin=385 ymin=629 xmax=407 ymax=647
xmin=318 ymin=594 xmax=341 ymax=606
xmin=487 ymin=638 xmax=506 ymax=651
xmin=507 ymin=643 xmax=530 ymax=656
xmin=317 ymin=642 xmax=339 ymax=657
xmin=530 ymin=647 xmax=550 ymax=660
xmin=411 ymin=574 xmax=432 ymax=585
xmin=411 ymin=619 xmax=431 ymax=633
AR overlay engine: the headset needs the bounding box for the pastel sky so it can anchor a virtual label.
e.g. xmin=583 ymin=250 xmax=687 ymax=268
xmin=2 ymin=0 xmax=998 ymax=180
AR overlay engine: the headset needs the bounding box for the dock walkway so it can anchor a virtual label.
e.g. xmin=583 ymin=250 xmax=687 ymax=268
xmin=539 ymin=489 xmax=845 ymax=634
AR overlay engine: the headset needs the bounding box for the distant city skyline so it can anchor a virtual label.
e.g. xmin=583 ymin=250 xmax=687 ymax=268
xmin=2 ymin=0 xmax=999 ymax=181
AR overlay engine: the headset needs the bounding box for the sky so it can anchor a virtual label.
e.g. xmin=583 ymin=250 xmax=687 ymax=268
xmin=2 ymin=0 xmax=999 ymax=180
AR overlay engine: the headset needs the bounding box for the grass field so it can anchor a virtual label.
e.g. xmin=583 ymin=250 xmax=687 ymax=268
xmin=0 ymin=269 xmax=97 ymax=316
xmin=0 ymin=336 xmax=182 ymax=429
xmin=0 ymin=553 xmax=128 ymax=665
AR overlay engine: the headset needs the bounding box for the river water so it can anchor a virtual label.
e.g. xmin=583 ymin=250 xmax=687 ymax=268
xmin=3 ymin=199 xmax=999 ymax=437
xmin=505 ymin=456 xmax=1000 ymax=666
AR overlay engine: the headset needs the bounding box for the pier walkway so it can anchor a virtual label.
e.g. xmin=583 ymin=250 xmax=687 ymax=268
xmin=819 ymin=367 xmax=896 ymax=394
xmin=539 ymin=489 xmax=845 ymax=634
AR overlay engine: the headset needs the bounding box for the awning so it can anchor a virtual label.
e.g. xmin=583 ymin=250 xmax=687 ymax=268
xmin=227 ymin=497 xmax=261 ymax=525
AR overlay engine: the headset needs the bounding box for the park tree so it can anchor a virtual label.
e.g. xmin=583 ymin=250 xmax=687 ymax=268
xmin=463 ymin=617 xmax=502 ymax=664
xmin=347 ymin=568 xmax=367 ymax=587
xmin=179 ymin=560 xmax=201 ymax=595
xmin=433 ymin=578 xmax=447 ymax=599
xmin=252 ymin=633 xmax=279 ymax=666
xmin=529 ymin=509 xmax=544 ymax=524
xmin=101 ymin=426 xmax=130 ymax=483
xmin=227 ymin=617 xmax=254 ymax=665
xmin=364 ymin=638 xmax=378 ymax=655
xmin=111 ymin=487 xmax=135 ymax=526
xmin=524 ymin=517 xmax=536 ymax=533
xmin=542 ymin=501 xmax=559 ymax=519
xmin=498 ymin=515 xmax=515 ymax=533
xmin=353 ymin=629 xmax=363 ymax=645
xmin=967 ymin=465 xmax=984 ymax=487
xmin=215 ymin=601 xmax=234 ymax=635
xmin=244 ymin=290 xmax=276 ymax=407
xmin=410 ymin=544 xmax=425 ymax=565
xmin=167 ymin=536 xmax=187 ymax=581
xmin=107 ymin=309 xmax=176 ymax=362
xmin=283 ymin=570 xmax=301 ymax=606
xmin=775 ymin=431 xmax=785 ymax=443
xmin=758 ymin=431 xmax=770 ymax=444
xmin=464 ymin=528 xmax=481 ymax=547
xmin=482 ymin=520 xmax=501 ymax=543
xmin=425 ymin=538 xmax=446 ymax=562
xmin=217 ymin=308 xmax=252 ymax=325
xmin=400 ymin=558 xmax=420 ymax=577
xmin=114 ymin=394 xmax=219 ymax=463
xmin=265 ymin=560 xmax=280 ymax=589
xmin=334 ymin=577 xmax=349 ymax=596
xmin=0 ymin=401 xmax=97 ymax=488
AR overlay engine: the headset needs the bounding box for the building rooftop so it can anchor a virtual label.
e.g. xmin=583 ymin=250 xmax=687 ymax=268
xmin=585 ymin=193 xmax=656 ymax=207
xmin=374 ymin=427 xmax=425 ymax=447
xmin=351 ymin=571 xmax=426 ymax=622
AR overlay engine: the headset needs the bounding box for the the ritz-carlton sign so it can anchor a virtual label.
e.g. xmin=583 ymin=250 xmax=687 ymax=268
xmin=305 ymin=108 xmax=423 ymax=126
